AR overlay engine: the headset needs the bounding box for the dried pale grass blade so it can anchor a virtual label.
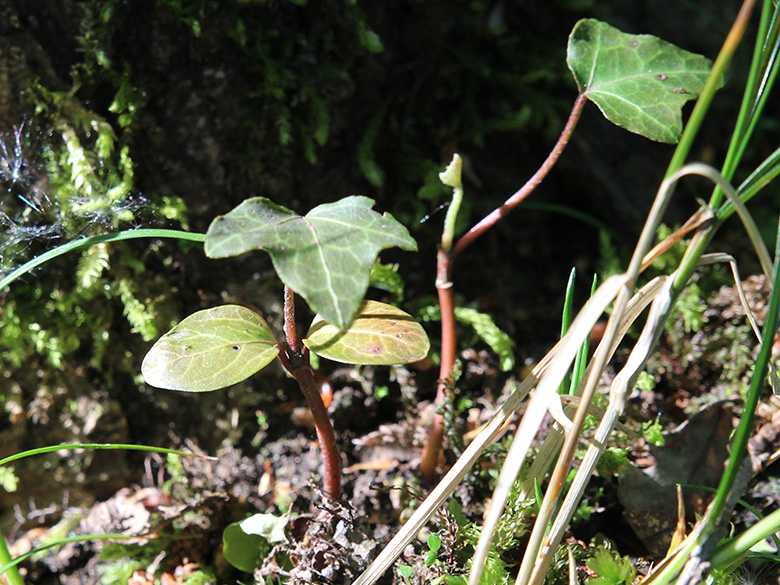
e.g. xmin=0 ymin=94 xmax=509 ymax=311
xmin=558 ymin=395 xmax=636 ymax=437
xmin=353 ymin=327 xmax=578 ymax=585
xmin=676 ymin=163 xmax=772 ymax=277
xmin=698 ymin=253 xmax=779 ymax=393
xmin=668 ymin=485 xmax=688 ymax=554
xmin=522 ymin=276 xmax=674 ymax=585
xmin=527 ymin=248 xmax=773 ymax=583
xmin=351 ymin=365 xmax=539 ymax=585
xmin=568 ymin=547 xmax=579 ymax=585
xmin=514 ymin=164 xmax=712 ymax=585
xmin=352 ymin=276 xmax=628 ymax=585
xmin=640 ymin=206 xmax=715 ymax=272
xmin=467 ymin=274 xmax=629 ymax=585
xmin=355 ymin=163 xmax=744 ymax=585
xmin=518 ymin=275 xmax=668 ymax=501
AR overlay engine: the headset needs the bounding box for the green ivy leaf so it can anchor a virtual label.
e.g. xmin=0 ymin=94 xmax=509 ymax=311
xmin=205 ymin=196 xmax=417 ymax=328
xmin=141 ymin=305 xmax=279 ymax=392
xmin=304 ymin=300 xmax=430 ymax=365
xmin=567 ymin=19 xmax=715 ymax=143
xmin=222 ymin=511 xmax=290 ymax=572
xmin=222 ymin=522 xmax=266 ymax=573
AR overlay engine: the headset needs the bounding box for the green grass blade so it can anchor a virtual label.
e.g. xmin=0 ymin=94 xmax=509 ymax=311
xmin=710 ymin=506 xmax=780 ymax=568
xmin=568 ymin=275 xmax=598 ymax=396
xmin=705 ymin=209 xmax=780 ymax=542
xmin=0 ymin=229 xmax=206 ymax=291
xmin=0 ymin=533 xmax=154 ymax=578
xmin=718 ymin=145 xmax=780 ymax=221
xmin=711 ymin=0 xmax=780 ymax=208
xmin=0 ymin=536 xmax=24 ymax=585
xmin=0 ymin=443 xmax=215 ymax=468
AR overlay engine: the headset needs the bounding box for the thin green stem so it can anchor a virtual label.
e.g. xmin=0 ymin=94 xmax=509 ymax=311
xmin=0 ymin=228 xmax=206 ymax=291
xmin=0 ymin=535 xmax=25 ymax=585
xmin=440 ymin=154 xmax=464 ymax=253
xmin=719 ymin=144 xmax=780 ymax=221
xmin=0 ymin=443 xmax=207 ymax=583
xmin=706 ymin=210 xmax=780 ymax=539
xmin=710 ymin=506 xmax=780 ymax=568
xmin=665 ymin=0 xmax=758 ymax=179
xmin=711 ymin=0 xmax=780 ymax=208
xmin=717 ymin=0 xmax=772 ymax=175
xmin=0 ymin=533 xmax=162 ymax=578
xmin=0 ymin=443 xmax=212 ymax=468
xmin=420 ymin=94 xmax=588 ymax=480
xmin=647 ymin=211 xmax=779 ymax=585
xmin=669 ymin=0 xmax=758 ymax=292
xmin=681 ymin=483 xmax=780 ymax=552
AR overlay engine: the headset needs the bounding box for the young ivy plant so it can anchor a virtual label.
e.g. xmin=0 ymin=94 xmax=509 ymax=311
xmin=141 ymin=195 xmax=430 ymax=500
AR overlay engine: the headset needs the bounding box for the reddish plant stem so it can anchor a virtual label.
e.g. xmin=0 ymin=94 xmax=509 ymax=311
xmin=278 ymin=286 xmax=342 ymax=500
xmin=420 ymin=94 xmax=587 ymax=481
xmin=289 ymin=362 xmax=342 ymax=500
xmin=450 ymin=93 xmax=588 ymax=261
xmin=419 ymin=247 xmax=458 ymax=480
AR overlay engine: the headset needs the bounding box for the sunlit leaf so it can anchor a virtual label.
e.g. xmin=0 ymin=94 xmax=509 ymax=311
xmin=239 ymin=513 xmax=289 ymax=544
xmin=142 ymin=305 xmax=279 ymax=392
xmin=205 ymin=196 xmax=417 ymax=328
xmin=304 ymin=300 xmax=430 ymax=365
xmin=222 ymin=523 xmax=264 ymax=573
xmin=222 ymin=512 xmax=289 ymax=573
xmin=567 ymin=19 xmax=715 ymax=143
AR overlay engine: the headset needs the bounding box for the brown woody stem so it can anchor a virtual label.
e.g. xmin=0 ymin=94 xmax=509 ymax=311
xmin=290 ymin=363 xmax=342 ymax=500
xmin=279 ymin=286 xmax=342 ymax=499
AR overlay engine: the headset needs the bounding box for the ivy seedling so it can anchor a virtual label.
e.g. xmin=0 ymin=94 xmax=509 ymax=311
xmin=142 ymin=196 xmax=430 ymax=499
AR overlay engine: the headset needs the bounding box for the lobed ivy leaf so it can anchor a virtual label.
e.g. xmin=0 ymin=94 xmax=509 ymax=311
xmin=142 ymin=305 xmax=279 ymax=392
xmin=304 ymin=300 xmax=430 ymax=365
xmin=567 ymin=18 xmax=716 ymax=143
xmin=205 ymin=196 xmax=417 ymax=329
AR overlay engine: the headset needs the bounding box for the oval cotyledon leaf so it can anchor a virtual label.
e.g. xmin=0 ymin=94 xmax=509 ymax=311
xmin=304 ymin=300 xmax=430 ymax=365
xmin=142 ymin=305 xmax=280 ymax=392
